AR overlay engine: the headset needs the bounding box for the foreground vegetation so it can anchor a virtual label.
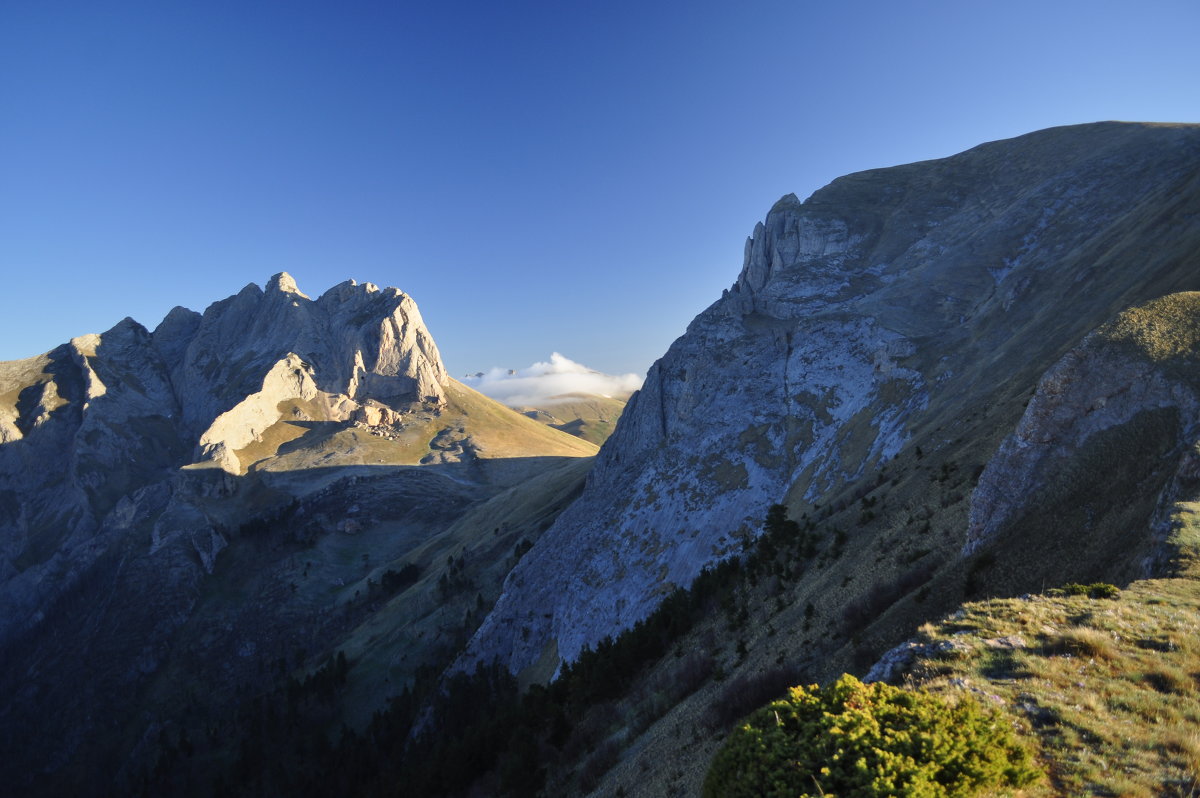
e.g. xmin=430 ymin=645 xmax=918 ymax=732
xmin=699 ymin=569 xmax=1200 ymax=798
xmin=704 ymin=674 xmax=1038 ymax=797
xmin=135 ymin=505 xmax=812 ymax=796
xmin=890 ymin=576 xmax=1200 ymax=796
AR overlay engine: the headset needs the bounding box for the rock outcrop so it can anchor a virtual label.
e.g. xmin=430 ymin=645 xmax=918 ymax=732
xmin=464 ymin=122 xmax=1200 ymax=677
xmin=164 ymin=274 xmax=448 ymax=444
xmin=197 ymin=353 xmax=320 ymax=470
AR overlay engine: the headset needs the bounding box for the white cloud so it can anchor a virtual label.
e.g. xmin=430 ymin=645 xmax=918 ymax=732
xmin=462 ymin=353 xmax=643 ymax=407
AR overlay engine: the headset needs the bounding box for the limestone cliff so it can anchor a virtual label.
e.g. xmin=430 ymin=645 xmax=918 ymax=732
xmin=165 ymin=273 xmax=449 ymax=446
xmin=464 ymin=122 xmax=1200 ymax=677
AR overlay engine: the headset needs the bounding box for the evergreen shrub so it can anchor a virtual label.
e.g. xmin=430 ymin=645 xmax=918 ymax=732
xmin=1049 ymin=582 xmax=1120 ymax=599
xmin=702 ymin=674 xmax=1039 ymax=798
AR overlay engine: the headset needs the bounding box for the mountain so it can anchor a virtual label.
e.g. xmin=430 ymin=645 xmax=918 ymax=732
xmin=439 ymin=122 xmax=1200 ymax=797
xmin=463 ymin=121 xmax=1200 ymax=681
xmin=0 ymin=274 xmax=596 ymax=795
xmin=591 ymin=285 xmax=1200 ymax=798
xmin=461 ymin=353 xmax=639 ymax=446
xmin=513 ymin=392 xmax=630 ymax=445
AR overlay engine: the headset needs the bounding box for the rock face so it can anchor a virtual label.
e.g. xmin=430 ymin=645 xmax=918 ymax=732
xmin=463 ymin=122 xmax=1200 ymax=677
xmin=197 ymin=353 xmax=320 ymax=469
xmin=167 ymin=274 xmax=449 ymax=445
xmin=0 ymin=275 xmax=450 ymax=649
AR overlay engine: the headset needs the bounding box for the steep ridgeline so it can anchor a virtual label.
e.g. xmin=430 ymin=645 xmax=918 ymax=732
xmin=464 ymin=122 xmax=1200 ymax=679
xmin=0 ymin=275 xmax=596 ymax=796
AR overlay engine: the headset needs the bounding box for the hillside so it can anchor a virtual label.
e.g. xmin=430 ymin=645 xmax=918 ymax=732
xmin=867 ymin=572 xmax=1200 ymax=795
xmin=513 ymin=392 xmax=630 ymax=445
xmin=402 ymin=284 xmax=1200 ymax=798
xmin=554 ymin=280 xmax=1200 ymax=796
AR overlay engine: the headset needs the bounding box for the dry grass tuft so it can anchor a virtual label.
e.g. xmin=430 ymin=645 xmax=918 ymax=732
xmin=1138 ymin=665 xmax=1191 ymax=695
xmin=1044 ymin=627 xmax=1118 ymax=661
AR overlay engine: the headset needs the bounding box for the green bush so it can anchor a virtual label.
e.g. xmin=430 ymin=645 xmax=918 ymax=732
xmin=702 ymin=674 xmax=1039 ymax=798
xmin=1049 ymin=582 xmax=1120 ymax=599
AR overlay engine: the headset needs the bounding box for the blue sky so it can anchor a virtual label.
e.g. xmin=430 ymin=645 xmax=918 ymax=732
xmin=2 ymin=1 xmax=1197 ymax=376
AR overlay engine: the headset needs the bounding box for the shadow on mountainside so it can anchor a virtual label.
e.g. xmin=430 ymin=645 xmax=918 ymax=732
xmin=0 ymin=449 xmax=594 ymax=798
xmin=10 ymin=345 xmax=86 ymax=436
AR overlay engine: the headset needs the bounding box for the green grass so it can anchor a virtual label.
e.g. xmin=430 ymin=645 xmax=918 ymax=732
xmin=1166 ymin=500 xmax=1200 ymax=579
xmin=895 ymin=575 xmax=1200 ymax=796
xmin=511 ymin=393 xmax=628 ymax=446
xmin=1098 ymin=292 xmax=1200 ymax=380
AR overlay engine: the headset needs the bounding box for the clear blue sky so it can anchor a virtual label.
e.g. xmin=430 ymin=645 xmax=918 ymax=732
xmin=2 ymin=1 xmax=1197 ymax=376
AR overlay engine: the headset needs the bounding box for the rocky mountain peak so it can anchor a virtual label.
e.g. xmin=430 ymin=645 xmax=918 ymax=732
xmin=235 ymin=281 xmax=264 ymax=300
xmin=0 ymin=268 xmax=602 ymax=795
xmin=265 ymin=271 xmax=309 ymax=298
xmin=736 ymin=193 xmax=805 ymax=295
xmin=162 ymin=273 xmax=449 ymax=441
xmin=0 ymin=272 xmax=453 ymax=648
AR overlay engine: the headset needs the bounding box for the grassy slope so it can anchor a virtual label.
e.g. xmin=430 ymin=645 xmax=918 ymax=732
xmin=205 ymin=377 xmax=600 ymax=718
xmin=442 ymin=380 xmax=600 ymax=459
xmin=76 ymin=378 xmax=601 ymax=793
xmin=333 ymin=455 xmax=596 ymax=728
xmin=900 ymin=576 xmax=1200 ymax=797
xmin=567 ymin=433 xmax=1200 ymax=797
xmin=243 ymin=379 xmax=595 ymax=477
xmin=512 ymin=393 xmax=629 ymax=446
xmin=893 ymin=498 xmax=1200 ymax=796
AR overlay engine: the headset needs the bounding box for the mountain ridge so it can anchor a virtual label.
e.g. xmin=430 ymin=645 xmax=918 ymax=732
xmin=463 ymin=120 xmax=1200 ymax=680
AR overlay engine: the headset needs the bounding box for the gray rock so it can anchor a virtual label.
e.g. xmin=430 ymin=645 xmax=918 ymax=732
xmin=865 ymin=638 xmax=974 ymax=683
xmin=463 ymin=122 xmax=1200 ymax=677
xmin=982 ymin=635 xmax=1027 ymax=650
xmin=0 ymin=272 xmax=450 ymax=647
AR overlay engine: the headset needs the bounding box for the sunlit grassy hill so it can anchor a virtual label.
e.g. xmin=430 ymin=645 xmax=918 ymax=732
xmin=511 ymin=392 xmax=629 ymax=446
xmin=236 ymin=378 xmax=596 ymax=477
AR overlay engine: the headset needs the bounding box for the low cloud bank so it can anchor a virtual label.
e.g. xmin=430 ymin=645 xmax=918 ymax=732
xmin=463 ymin=353 xmax=643 ymax=407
